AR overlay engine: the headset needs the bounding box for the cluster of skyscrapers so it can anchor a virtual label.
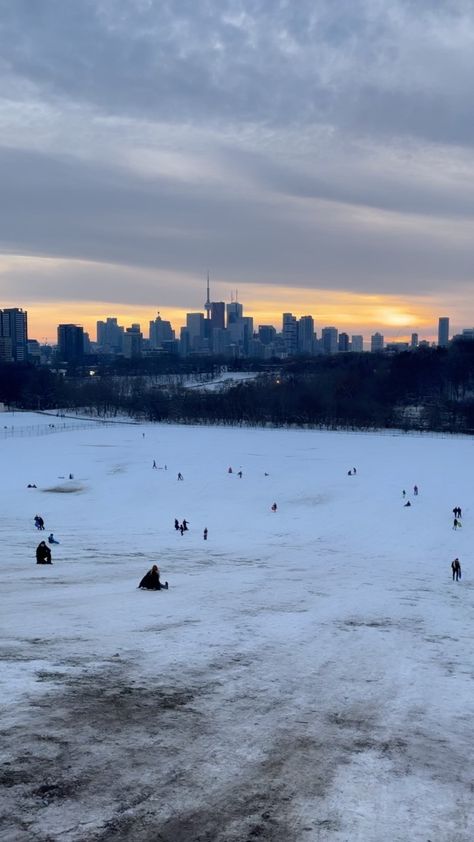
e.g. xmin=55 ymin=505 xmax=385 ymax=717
xmin=0 ymin=300 xmax=472 ymax=365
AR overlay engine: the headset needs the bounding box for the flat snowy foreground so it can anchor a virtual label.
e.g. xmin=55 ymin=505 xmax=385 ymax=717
xmin=1 ymin=413 xmax=473 ymax=841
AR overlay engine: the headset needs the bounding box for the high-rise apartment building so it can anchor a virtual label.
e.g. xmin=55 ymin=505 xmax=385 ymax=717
xmin=321 ymin=326 xmax=338 ymax=355
xmin=351 ymin=335 xmax=363 ymax=353
xmin=338 ymin=332 xmax=349 ymax=352
xmin=58 ymin=324 xmax=85 ymax=362
xmin=282 ymin=313 xmax=298 ymax=355
xmin=298 ymin=316 xmax=315 ymax=354
xmin=371 ymin=332 xmax=384 ymax=352
xmin=0 ymin=308 xmax=28 ymax=361
xmin=438 ymin=317 xmax=449 ymax=348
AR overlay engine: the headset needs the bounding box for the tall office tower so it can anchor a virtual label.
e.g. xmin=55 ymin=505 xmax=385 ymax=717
xmin=338 ymin=332 xmax=349 ymax=352
xmin=298 ymin=315 xmax=315 ymax=354
xmin=282 ymin=313 xmax=298 ymax=355
xmin=123 ymin=324 xmax=143 ymax=358
xmin=371 ymin=332 xmax=384 ymax=352
xmin=226 ymin=300 xmax=243 ymax=326
xmin=351 ymin=335 xmax=363 ymax=352
xmin=438 ymin=317 xmax=449 ymax=348
xmin=0 ymin=308 xmax=28 ymax=361
xmin=411 ymin=333 xmax=419 ymax=349
xmin=186 ymin=312 xmax=205 ymax=352
xmin=258 ymin=325 xmax=276 ymax=345
xmin=242 ymin=316 xmax=254 ymax=355
xmin=97 ymin=317 xmax=124 ymax=352
xmin=210 ymin=302 xmax=225 ymax=331
xmin=149 ymin=313 xmax=174 ymax=349
xmin=57 ymin=324 xmax=85 ymax=362
xmin=321 ymin=326 xmax=338 ymax=354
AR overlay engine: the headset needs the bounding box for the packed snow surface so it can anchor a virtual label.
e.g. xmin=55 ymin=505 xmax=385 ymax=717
xmin=1 ymin=412 xmax=473 ymax=841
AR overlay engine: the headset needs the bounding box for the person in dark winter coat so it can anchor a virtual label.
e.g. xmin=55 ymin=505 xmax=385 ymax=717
xmin=413 ymin=485 xmax=418 ymax=496
xmin=451 ymin=558 xmax=461 ymax=581
xmin=182 ymin=519 xmax=189 ymax=531
xmin=271 ymin=503 xmax=277 ymax=512
xmin=404 ymin=500 xmax=411 ymax=507
xmin=174 ymin=518 xmax=180 ymax=531
xmin=138 ymin=564 xmax=168 ymax=590
xmin=36 ymin=541 xmax=52 ymax=564
xmin=48 ymin=533 xmax=60 ymax=544
xmin=203 ymin=527 xmax=208 ymax=540
xmin=34 ymin=515 xmax=45 ymax=530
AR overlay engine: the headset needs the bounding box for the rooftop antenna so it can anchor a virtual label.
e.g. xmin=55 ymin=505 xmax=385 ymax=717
xmin=204 ymin=271 xmax=211 ymax=319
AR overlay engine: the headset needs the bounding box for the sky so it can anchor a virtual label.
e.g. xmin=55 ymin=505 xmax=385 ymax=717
xmin=1 ymin=0 xmax=474 ymax=343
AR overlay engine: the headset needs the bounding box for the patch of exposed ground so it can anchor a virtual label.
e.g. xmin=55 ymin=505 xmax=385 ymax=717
xmin=1 ymin=651 xmax=473 ymax=842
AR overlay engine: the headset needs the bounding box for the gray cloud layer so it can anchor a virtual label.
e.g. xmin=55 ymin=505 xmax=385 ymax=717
xmin=0 ymin=0 xmax=474 ymax=309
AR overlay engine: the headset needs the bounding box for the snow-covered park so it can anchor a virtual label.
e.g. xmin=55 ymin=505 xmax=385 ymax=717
xmin=1 ymin=412 xmax=473 ymax=841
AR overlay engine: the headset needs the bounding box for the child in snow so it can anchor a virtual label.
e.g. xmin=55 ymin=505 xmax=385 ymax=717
xmin=271 ymin=503 xmax=277 ymax=512
xmin=48 ymin=533 xmax=60 ymax=544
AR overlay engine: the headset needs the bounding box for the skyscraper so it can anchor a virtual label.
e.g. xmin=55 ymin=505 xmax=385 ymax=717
xmin=226 ymin=301 xmax=243 ymax=326
xmin=298 ymin=316 xmax=315 ymax=354
xmin=210 ymin=302 xmax=225 ymax=331
xmin=338 ymin=332 xmax=349 ymax=352
xmin=149 ymin=313 xmax=174 ymax=349
xmin=438 ymin=317 xmax=449 ymax=348
xmin=371 ymin=332 xmax=384 ymax=352
xmin=321 ymin=326 xmax=338 ymax=354
xmin=282 ymin=313 xmax=298 ymax=355
xmin=57 ymin=324 xmax=85 ymax=362
xmin=0 ymin=308 xmax=28 ymax=361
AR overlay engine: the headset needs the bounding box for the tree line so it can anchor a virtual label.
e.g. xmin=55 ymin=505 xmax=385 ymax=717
xmin=1 ymin=342 xmax=473 ymax=433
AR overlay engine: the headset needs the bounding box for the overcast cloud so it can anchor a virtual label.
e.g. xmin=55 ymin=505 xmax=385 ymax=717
xmin=0 ymin=0 xmax=473 ymax=326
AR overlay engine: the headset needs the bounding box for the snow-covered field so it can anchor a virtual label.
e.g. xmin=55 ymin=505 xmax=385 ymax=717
xmin=1 ymin=412 xmax=473 ymax=842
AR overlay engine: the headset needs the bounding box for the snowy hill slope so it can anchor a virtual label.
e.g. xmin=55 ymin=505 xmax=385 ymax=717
xmin=1 ymin=413 xmax=473 ymax=841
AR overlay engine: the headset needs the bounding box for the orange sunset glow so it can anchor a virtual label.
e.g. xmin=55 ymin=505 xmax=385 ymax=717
xmin=19 ymin=288 xmax=439 ymax=345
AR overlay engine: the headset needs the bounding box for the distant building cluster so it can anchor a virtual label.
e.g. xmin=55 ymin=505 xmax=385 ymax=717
xmin=1 ymin=297 xmax=473 ymax=365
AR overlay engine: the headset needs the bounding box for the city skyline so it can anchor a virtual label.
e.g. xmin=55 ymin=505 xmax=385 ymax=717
xmin=1 ymin=294 xmax=462 ymax=351
xmin=1 ymin=3 xmax=474 ymax=340
xmin=1 ymin=284 xmax=466 ymax=347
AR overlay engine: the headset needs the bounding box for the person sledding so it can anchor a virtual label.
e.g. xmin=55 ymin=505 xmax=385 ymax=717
xmin=48 ymin=533 xmax=60 ymax=544
xmin=138 ymin=564 xmax=168 ymax=590
xmin=36 ymin=541 xmax=52 ymax=564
